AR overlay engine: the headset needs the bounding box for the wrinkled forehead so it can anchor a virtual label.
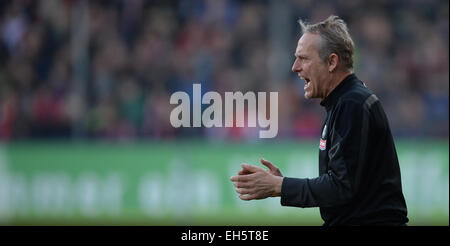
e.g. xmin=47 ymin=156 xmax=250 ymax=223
xmin=296 ymin=33 xmax=321 ymax=55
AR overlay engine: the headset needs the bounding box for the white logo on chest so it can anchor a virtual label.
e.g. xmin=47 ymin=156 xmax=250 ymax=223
xmin=319 ymin=125 xmax=327 ymax=150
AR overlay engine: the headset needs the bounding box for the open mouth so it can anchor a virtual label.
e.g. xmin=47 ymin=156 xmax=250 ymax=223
xmin=302 ymin=77 xmax=311 ymax=89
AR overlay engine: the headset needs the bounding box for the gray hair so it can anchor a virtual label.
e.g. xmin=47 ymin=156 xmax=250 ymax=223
xmin=298 ymin=15 xmax=355 ymax=71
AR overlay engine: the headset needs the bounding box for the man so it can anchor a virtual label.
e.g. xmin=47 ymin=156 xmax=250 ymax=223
xmin=230 ymin=15 xmax=408 ymax=226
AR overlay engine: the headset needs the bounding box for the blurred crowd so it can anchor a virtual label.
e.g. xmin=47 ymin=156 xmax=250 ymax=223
xmin=0 ymin=0 xmax=448 ymax=141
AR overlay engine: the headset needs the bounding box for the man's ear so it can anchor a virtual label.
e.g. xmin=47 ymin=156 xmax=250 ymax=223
xmin=328 ymin=53 xmax=339 ymax=72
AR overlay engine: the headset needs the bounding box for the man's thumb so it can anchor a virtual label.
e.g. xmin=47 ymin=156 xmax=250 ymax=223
xmin=260 ymin=158 xmax=275 ymax=170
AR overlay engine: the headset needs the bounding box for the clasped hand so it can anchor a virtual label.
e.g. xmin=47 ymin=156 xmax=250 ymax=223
xmin=230 ymin=158 xmax=284 ymax=201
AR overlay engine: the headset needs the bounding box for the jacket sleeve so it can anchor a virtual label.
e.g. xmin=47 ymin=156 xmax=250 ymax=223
xmin=281 ymin=99 xmax=368 ymax=208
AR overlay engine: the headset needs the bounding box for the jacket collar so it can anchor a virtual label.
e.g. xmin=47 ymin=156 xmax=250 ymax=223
xmin=320 ymin=73 xmax=358 ymax=111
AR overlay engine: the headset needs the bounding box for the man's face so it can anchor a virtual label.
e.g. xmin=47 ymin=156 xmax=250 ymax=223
xmin=292 ymin=33 xmax=331 ymax=100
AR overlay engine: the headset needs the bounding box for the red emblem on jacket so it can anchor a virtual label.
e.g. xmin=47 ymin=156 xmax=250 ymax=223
xmin=319 ymin=138 xmax=326 ymax=150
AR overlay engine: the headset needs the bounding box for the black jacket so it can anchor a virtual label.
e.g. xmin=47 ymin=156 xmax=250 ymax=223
xmin=281 ymin=74 xmax=408 ymax=226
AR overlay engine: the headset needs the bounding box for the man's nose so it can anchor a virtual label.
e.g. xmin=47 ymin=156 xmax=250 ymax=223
xmin=292 ymin=59 xmax=301 ymax=73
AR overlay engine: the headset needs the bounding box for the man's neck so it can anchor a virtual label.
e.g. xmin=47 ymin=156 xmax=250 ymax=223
xmin=322 ymin=70 xmax=352 ymax=100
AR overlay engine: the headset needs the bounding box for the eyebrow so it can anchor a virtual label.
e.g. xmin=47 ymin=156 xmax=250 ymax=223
xmin=295 ymin=53 xmax=307 ymax=59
